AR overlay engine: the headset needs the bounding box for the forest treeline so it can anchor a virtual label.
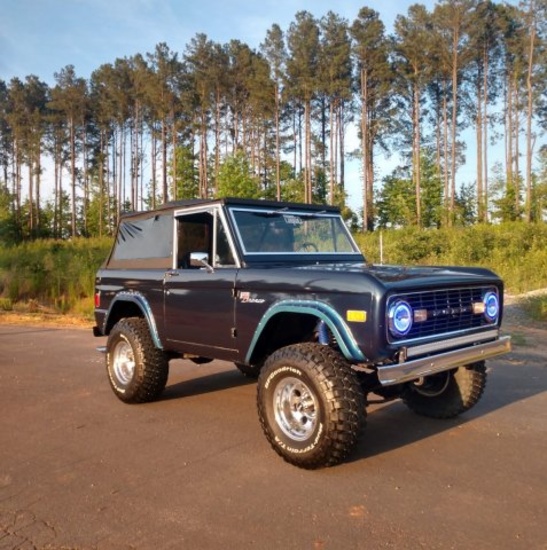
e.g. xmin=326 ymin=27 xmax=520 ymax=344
xmin=1 ymin=0 xmax=546 ymax=242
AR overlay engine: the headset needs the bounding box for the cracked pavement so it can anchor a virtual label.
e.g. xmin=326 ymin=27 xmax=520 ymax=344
xmin=0 ymin=322 xmax=546 ymax=549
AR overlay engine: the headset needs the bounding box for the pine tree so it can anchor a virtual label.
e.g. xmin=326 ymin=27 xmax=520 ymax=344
xmin=261 ymin=24 xmax=287 ymax=200
xmin=319 ymin=11 xmax=352 ymax=205
xmin=351 ymin=7 xmax=393 ymax=230
xmin=393 ymin=4 xmax=434 ymax=227
xmin=286 ymin=11 xmax=320 ymax=203
xmin=49 ymin=65 xmax=88 ymax=237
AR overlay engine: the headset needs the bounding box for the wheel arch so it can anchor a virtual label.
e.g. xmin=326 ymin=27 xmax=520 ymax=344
xmin=245 ymin=300 xmax=366 ymax=366
xmin=103 ymin=292 xmax=163 ymax=349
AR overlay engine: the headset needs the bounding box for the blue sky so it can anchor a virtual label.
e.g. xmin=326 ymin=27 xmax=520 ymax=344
xmin=1 ymin=0 xmax=516 ymax=210
xmin=1 ymin=0 xmax=432 ymax=84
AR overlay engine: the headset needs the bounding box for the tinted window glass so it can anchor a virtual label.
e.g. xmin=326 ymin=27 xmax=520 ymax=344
xmin=111 ymin=214 xmax=173 ymax=262
xmin=230 ymin=209 xmax=359 ymax=255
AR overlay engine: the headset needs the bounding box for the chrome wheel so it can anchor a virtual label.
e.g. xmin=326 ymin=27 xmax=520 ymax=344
xmin=106 ymin=318 xmax=169 ymax=403
xmin=273 ymin=376 xmax=317 ymax=441
xmin=257 ymin=344 xmax=366 ymax=468
xmin=111 ymin=339 xmax=136 ymax=386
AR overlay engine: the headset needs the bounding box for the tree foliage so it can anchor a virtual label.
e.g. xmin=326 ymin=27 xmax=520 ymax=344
xmin=0 ymin=1 xmax=545 ymax=244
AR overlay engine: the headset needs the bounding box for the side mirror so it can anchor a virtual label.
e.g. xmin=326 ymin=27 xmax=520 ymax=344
xmin=189 ymin=252 xmax=214 ymax=273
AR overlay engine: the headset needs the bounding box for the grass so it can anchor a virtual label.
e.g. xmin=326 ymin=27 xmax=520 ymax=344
xmin=520 ymin=295 xmax=547 ymax=323
xmin=0 ymin=222 xmax=546 ymax=323
xmin=508 ymin=332 xmax=528 ymax=346
xmin=0 ymin=237 xmax=111 ymax=319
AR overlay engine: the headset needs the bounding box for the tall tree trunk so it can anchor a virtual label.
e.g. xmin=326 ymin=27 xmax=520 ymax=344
xmin=70 ymin=114 xmax=77 ymax=237
xmin=514 ymin=77 xmax=520 ymax=216
xmin=413 ymin=79 xmax=422 ymax=227
xmin=82 ymin=126 xmax=89 ymax=235
xmin=525 ymin=5 xmax=536 ymax=222
xmin=161 ymin=118 xmax=168 ymax=202
xmin=36 ymin=138 xmax=41 ymax=234
xmin=99 ymin=130 xmax=104 ymax=237
xmin=505 ymin=74 xmax=513 ymax=196
xmin=329 ymin=100 xmax=335 ymax=205
xmin=339 ymin=101 xmax=345 ymax=192
xmin=275 ymin=83 xmax=281 ymax=201
xmin=28 ymin=163 xmax=34 ymax=236
xmin=476 ymin=74 xmax=484 ymax=222
xmin=171 ymin=106 xmax=176 ymax=200
xmin=449 ymin=43 xmax=459 ymax=224
xmin=361 ymin=69 xmax=371 ymax=231
xmin=483 ymin=48 xmax=489 ymax=222
xmin=443 ymin=82 xmax=449 ymax=225
xmin=215 ymin=88 xmax=221 ymax=195
xmin=151 ymin=127 xmax=157 ymax=208
xmin=199 ymin=111 xmax=208 ymax=198
xmin=304 ymin=98 xmax=312 ymax=203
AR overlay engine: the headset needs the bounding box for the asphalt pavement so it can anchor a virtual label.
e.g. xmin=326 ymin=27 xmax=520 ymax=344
xmin=1 ymin=324 xmax=546 ymax=549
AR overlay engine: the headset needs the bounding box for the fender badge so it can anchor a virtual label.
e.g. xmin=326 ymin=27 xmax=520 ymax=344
xmin=239 ymin=291 xmax=265 ymax=304
xmin=347 ymin=310 xmax=367 ymax=323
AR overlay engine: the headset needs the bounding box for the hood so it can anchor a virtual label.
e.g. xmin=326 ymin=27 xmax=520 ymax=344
xmin=294 ymin=262 xmax=501 ymax=290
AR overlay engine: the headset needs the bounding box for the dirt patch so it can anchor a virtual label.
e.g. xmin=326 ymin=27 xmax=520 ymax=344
xmin=0 ymin=310 xmax=91 ymax=329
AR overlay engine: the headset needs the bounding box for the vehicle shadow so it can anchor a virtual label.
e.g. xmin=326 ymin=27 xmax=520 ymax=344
xmin=350 ymin=352 xmax=547 ymax=462
xmin=160 ymin=364 xmax=255 ymax=401
xmin=156 ymin=349 xmax=546 ymax=463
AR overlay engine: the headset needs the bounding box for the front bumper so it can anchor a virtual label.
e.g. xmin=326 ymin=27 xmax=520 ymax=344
xmin=377 ymin=335 xmax=512 ymax=386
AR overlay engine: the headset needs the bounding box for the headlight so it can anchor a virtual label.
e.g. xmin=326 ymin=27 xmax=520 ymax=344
xmin=388 ymin=300 xmax=413 ymax=337
xmin=483 ymin=291 xmax=500 ymax=323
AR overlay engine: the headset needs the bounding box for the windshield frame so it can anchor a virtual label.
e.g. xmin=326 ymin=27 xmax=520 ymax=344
xmin=227 ymin=206 xmax=363 ymax=261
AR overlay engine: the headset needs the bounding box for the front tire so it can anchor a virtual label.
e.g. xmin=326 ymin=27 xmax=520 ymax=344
xmin=106 ymin=317 xmax=169 ymax=404
xmin=257 ymin=343 xmax=366 ymax=469
xmin=402 ymin=362 xmax=487 ymax=419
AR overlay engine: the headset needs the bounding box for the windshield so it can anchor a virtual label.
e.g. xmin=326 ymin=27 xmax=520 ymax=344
xmin=229 ymin=208 xmax=360 ymax=255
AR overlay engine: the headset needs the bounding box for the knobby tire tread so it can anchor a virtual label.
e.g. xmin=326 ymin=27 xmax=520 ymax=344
xmin=107 ymin=317 xmax=169 ymax=404
xmin=402 ymin=362 xmax=487 ymax=419
xmin=257 ymin=343 xmax=366 ymax=469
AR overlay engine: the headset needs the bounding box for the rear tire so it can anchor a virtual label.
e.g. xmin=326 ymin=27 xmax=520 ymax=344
xmin=402 ymin=362 xmax=487 ymax=419
xmin=106 ymin=317 xmax=169 ymax=403
xmin=257 ymin=343 xmax=366 ymax=469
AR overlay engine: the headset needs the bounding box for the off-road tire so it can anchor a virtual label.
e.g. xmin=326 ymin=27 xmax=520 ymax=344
xmin=106 ymin=317 xmax=169 ymax=404
xmin=401 ymin=362 xmax=487 ymax=419
xmin=257 ymin=343 xmax=366 ymax=469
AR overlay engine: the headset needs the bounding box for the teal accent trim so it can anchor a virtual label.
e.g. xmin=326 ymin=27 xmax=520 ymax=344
xmin=106 ymin=292 xmax=163 ymax=349
xmin=245 ymin=300 xmax=366 ymax=363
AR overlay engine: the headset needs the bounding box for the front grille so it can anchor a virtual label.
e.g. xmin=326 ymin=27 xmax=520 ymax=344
xmin=387 ymin=286 xmax=498 ymax=343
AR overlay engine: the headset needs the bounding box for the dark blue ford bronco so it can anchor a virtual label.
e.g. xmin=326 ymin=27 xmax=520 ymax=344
xmin=93 ymin=198 xmax=511 ymax=468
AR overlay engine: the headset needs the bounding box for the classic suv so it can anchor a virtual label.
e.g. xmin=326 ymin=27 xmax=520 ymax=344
xmin=93 ymin=198 xmax=511 ymax=469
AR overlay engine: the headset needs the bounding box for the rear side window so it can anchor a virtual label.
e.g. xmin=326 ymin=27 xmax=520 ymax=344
xmin=108 ymin=214 xmax=173 ymax=268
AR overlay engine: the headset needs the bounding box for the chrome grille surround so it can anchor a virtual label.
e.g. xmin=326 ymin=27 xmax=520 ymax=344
xmin=386 ymin=286 xmax=500 ymax=345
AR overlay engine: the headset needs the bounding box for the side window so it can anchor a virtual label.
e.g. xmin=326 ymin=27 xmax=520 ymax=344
xmin=216 ymin=221 xmax=236 ymax=266
xmin=176 ymin=210 xmax=236 ymax=269
xmin=177 ymin=213 xmax=211 ymax=269
xmin=109 ymin=213 xmax=173 ymax=268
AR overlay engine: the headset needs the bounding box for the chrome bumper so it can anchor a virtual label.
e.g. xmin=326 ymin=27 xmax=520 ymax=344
xmin=377 ymin=336 xmax=512 ymax=386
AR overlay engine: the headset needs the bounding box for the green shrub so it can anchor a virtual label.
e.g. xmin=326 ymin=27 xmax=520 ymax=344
xmin=354 ymin=222 xmax=547 ymax=294
xmin=0 ymin=237 xmax=112 ymax=315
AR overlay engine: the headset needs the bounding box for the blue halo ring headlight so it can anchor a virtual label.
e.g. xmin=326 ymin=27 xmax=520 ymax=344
xmin=388 ymin=300 xmax=413 ymax=337
xmin=483 ymin=291 xmax=500 ymax=323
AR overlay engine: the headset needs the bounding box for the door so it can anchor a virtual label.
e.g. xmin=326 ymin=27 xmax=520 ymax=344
xmin=163 ymin=206 xmax=240 ymax=361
